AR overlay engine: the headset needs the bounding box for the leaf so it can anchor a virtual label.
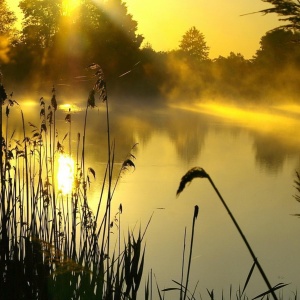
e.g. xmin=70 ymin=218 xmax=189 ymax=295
xmin=57 ymin=141 xmax=63 ymax=152
xmin=41 ymin=123 xmax=47 ymax=133
xmin=241 ymin=261 xmax=256 ymax=296
xmin=252 ymin=283 xmax=290 ymax=300
xmin=88 ymin=167 xmax=96 ymax=179
xmin=207 ymin=288 xmax=214 ymax=300
xmin=154 ymin=274 xmax=164 ymax=300
xmin=28 ymin=122 xmax=37 ymax=128
xmin=134 ymin=247 xmax=145 ymax=290
xmin=0 ymin=84 xmax=7 ymax=103
xmin=162 ymin=288 xmax=181 ymax=292
xmin=130 ymin=153 xmax=136 ymax=159
xmin=62 ymin=133 xmax=68 ymax=142
xmin=32 ymin=132 xmax=40 ymax=139
xmin=65 ymin=113 xmax=71 ymax=123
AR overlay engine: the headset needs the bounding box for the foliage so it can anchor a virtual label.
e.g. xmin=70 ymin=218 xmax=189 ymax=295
xmin=0 ymin=0 xmax=17 ymax=36
xmin=254 ymin=27 xmax=300 ymax=65
xmin=19 ymin=0 xmax=62 ymax=48
xmin=0 ymin=68 xmax=146 ymax=299
xmin=179 ymin=26 xmax=210 ymax=61
xmin=257 ymin=0 xmax=300 ymax=30
xmin=176 ymin=167 xmax=285 ymax=300
xmin=3 ymin=1 xmax=300 ymax=103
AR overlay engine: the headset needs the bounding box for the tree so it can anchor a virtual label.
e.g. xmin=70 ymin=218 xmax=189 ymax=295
xmin=19 ymin=0 xmax=63 ymax=48
xmin=251 ymin=28 xmax=300 ymax=101
xmin=254 ymin=28 xmax=300 ymax=66
xmin=179 ymin=26 xmax=209 ymax=61
xmin=0 ymin=0 xmax=17 ymax=37
xmin=72 ymin=0 xmax=144 ymax=82
xmin=255 ymin=0 xmax=300 ymax=30
xmin=0 ymin=1 xmax=17 ymax=64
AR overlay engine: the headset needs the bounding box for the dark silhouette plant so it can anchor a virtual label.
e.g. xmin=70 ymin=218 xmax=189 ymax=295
xmin=0 ymin=66 xmax=146 ymax=300
xmin=176 ymin=167 xmax=284 ymax=300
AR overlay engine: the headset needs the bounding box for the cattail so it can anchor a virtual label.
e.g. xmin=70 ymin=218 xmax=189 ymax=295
xmin=194 ymin=205 xmax=199 ymax=220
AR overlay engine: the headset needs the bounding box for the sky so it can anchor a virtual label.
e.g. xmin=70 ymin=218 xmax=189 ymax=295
xmin=124 ymin=0 xmax=284 ymax=58
xmin=7 ymin=0 xmax=284 ymax=59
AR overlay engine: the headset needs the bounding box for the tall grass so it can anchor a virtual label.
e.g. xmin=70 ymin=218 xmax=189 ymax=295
xmin=176 ymin=167 xmax=288 ymax=300
xmin=0 ymin=65 xmax=146 ymax=300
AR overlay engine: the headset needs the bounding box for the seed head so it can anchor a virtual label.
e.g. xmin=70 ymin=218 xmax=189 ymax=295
xmin=176 ymin=167 xmax=208 ymax=196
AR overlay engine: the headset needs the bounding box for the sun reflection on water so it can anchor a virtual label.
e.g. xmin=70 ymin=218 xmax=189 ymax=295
xmin=57 ymin=154 xmax=75 ymax=195
xmin=58 ymin=103 xmax=82 ymax=112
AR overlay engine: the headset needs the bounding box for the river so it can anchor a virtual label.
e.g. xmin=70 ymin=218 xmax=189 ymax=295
xmin=3 ymin=96 xmax=300 ymax=299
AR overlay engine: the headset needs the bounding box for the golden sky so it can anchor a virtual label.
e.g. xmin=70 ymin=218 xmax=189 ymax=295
xmin=7 ymin=0 xmax=284 ymax=59
xmin=124 ymin=0 xmax=284 ymax=58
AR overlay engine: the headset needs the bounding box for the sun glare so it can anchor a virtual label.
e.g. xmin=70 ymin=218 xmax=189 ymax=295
xmin=57 ymin=154 xmax=75 ymax=195
xmin=62 ymin=0 xmax=80 ymax=15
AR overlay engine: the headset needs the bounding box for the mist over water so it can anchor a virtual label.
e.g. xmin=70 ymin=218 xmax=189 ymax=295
xmin=3 ymin=95 xmax=300 ymax=298
xmin=3 ymin=1 xmax=300 ymax=297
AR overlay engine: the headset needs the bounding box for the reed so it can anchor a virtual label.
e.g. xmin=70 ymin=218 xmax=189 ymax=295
xmin=161 ymin=206 xmax=199 ymax=300
xmin=176 ymin=167 xmax=286 ymax=300
xmin=0 ymin=65 xmax=146 ymax=299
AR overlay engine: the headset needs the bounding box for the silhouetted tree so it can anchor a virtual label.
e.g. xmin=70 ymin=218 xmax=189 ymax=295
xmin=19 ymin=0 xmax=62 ymax=48
xmin=0 ymin=0 xmax=17 ymax=37
xmin=212 ymin=52 xmax=251 ymax=98
xmin=6 ymin=0 xmax=144 ymax=91
xmin=252 ymin=28 xmax=300 ymax=101
xmin=179 ymin=26 xmax=209 ymax=61
xmin=254 ymin=28 xmax=300 ymax=66
xmin=0 ymin=1 xmax=17 ymax=65
xmin=70 ymin=0 xmax=144 ymax=91
xmin=257 ymin=0 xmax=300 ymax=30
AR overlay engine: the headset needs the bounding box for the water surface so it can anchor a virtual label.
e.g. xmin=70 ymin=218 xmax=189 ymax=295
xmin=3 ymin=99 xmax=300 ymax=298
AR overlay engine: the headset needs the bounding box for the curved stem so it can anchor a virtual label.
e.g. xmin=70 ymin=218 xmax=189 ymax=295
xmin=207 ymin=175 xmax=278 ymax=300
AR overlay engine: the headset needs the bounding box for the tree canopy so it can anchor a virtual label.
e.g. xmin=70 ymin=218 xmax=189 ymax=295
xmin=256 ymin=0 xmax=300 ymax=30
xmin=6 ymin=0 xmax=144 ymax=86
xmin=179 ymin=26 xmax=209 ymax=61
xmin=255 ymin=27 xmax=300 ymax=65
xmin=19 ymin=0 xmax=62 ymax=48
xmin=0 ymin=0 xmax=17 ymax=36
xmin=1 ymin=0 xmax=300 ymax=104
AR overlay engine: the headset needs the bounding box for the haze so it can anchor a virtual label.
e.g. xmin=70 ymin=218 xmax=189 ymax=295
xmin=8 ymin=0 xmax=283 ymax=58
xmin=124 ymin=0 xmax=283 ymax=58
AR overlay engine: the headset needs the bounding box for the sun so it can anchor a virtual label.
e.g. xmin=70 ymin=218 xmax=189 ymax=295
xmin=57 ymin=154 xmax=75 ymax=195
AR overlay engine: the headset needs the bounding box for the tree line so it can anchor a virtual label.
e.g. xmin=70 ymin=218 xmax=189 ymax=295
xmin=1 ymin=0 xmax=300 ymax=104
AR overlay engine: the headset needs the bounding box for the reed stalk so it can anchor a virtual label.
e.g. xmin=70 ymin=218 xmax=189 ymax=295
xmin=177 ymin=167 xmax=279 ymax=300
xmin=183 ymin=205 xmax=199 ymax=300
xmin=0 ymin=65 xmax=145 ymax=299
